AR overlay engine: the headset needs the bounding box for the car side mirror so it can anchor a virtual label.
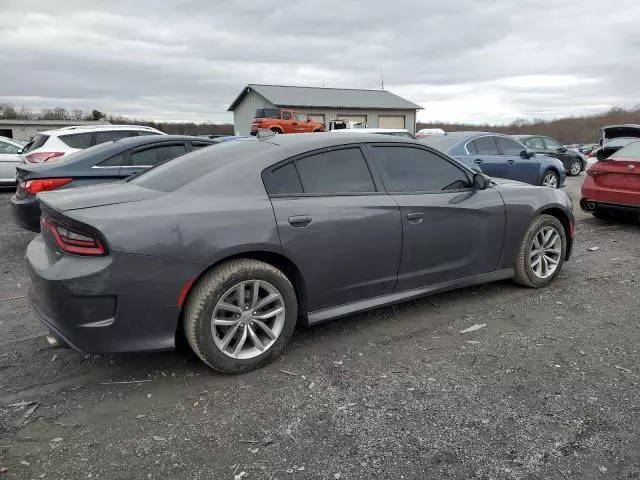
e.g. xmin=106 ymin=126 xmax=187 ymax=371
xmin=17 ymin=147 xmax=24 ymax=154
xmin=520 ymin=149 xmax=532 ymax=159
xmin=557 ymin=147 xmax=567 ymax=153
xmin=472 ymin=172 xmax=490 ymax=190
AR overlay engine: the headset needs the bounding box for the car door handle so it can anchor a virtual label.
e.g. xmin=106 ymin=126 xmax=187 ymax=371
xmin=288 ymin=215 xmax=312 ymax=227
xmin=474 ymin=158 xmax=484 ymax=164
xmin=507 ymin=159 xmax=516 ymax=165
xmin=406 ymin=212 xmax=424 ymax=224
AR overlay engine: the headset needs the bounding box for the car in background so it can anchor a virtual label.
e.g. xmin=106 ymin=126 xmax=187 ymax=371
xmin=601 ymin=124 xmax=640 ymax=145
xmin=250 ymin=108 xmax=325 ymax=135
xmin=20 ymin=124 xmax=165 ymax=164
xmin=11 ymin=135 xmax=216 ymax=231
xmin=210 ymin=135 xmax=255 ymax=143
xmin=26 ymin=133 xmax=573 ymax=373
xmin=595 ymin=137 xmax=639 ymax=161
xmin=415 ymin=128 xmax=445 ymax=139
xmin=331 ymin=128 xmax=416 ymax=139
xmin=0 ymin=136 xmax=25 ymax=186
xmin=581 ymin=140 xmax=640 ymax=219
xmin=421 ymin=132 xmax=566 ymax=188
xmin=516 ymin=135 xmax=587 ymax=176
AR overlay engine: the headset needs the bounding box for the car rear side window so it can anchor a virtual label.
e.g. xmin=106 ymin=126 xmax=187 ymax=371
xmin=263 ymin=162 xmax=303 ymax=195
xmin=466 ymin=140 xmax=478 ymax=154
xmin=474 ymin=136 xmax=500 ymax=155
xmin=282 ymin=111 xmax=292 ymax=120
xmin=295 ymin=148 xmax=375 ymax=194
xmin=98 ymin=153 xmax=125 ymax=167
xmin=374 ymin=146 xmax=469 ymax=192
xmin=496 ymin=137 xmax=524 ymax=155
xmin=255 ymin=108 xmax=281 ymax=119
xmin=58 ymin=132 xmax=93 ymax=149
xmin=126 ymin=144 xmax=187 ymax=167
xmin=136 ymin=131 xmax=161 ymax=136
xmin=95 ymin=131 xmax=138 ymax=144
xmin=23 ymin=134 xmax=49 ymax=153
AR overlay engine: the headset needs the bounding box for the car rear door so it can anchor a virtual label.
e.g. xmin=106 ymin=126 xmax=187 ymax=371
xmin=495 ymin=136 xmax=539 ymax=185
xmin=264 ymin=145 xmax=402 ymax=312
xmin=465 ymin=136 xmax=509 ymax=179
xmin=119 ymin=142 xmax=188 ymax=177
xmin=370 ymin=144 xmax=505 ymax=291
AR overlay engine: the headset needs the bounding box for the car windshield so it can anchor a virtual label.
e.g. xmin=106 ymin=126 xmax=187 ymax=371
xmin=419 ymin=135 xmax=461 ymax=151
xmin=129 ymin=139 xmax=268 ymax=192
xmin=611 ymin=140 xmax=640 ymax=160
xmin=255 ymin=108 xmax=280 ymax=119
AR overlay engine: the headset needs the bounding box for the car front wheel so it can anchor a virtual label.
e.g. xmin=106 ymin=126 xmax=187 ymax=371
xmin=568 ymin=160 xmax=582 ymax=176
xmin=184 ymin=259 xmax=298 ymax=373
xmin=514 ymin=214 xmax=566 ymax=288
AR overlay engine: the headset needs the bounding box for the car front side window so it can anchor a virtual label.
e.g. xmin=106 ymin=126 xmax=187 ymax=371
xmin=543 ymin=137 xmax=563 ymax=150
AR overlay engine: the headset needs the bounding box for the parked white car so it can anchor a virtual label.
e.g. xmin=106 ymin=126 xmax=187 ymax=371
xmin=20 ymin=124 xmax=165 ymax=163
xmin=0 ymin=136 xmax=24 ymax=186
xmin=416 ymin=128 xmax=445 ymax=138
xmin=330 ymin=128 xmax=415 ymax=139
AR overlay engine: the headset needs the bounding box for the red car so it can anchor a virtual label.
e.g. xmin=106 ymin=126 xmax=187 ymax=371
xmin=580 ymin=140 xmax=640 ymax=218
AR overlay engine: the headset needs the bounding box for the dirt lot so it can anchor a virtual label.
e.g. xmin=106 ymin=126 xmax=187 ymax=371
xmin=1 ymin=176 xmax=639 ymax=480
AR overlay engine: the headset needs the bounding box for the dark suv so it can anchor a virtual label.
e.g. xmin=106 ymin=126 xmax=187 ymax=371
xmin=516 ymin=135 xmax=586 ymax=176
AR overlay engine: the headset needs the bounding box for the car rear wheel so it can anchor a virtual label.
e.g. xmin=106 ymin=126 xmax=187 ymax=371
xmin=184 ymin=259 xmax=297 ymax=373
xmin=514 ymin=214 xmax=566 ymax=288
xmin=541 ymin=170 xmax=559 ymax=188
xmin=569 ymin=160 xmax=582 ymax=176
xmin=270 ymin=128 xmax=281 ymax=135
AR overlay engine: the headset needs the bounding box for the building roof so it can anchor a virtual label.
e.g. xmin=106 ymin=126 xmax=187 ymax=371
xmin=228 ymin=84 xmax=422 ymax=111
xmin=0 ymin=119 xmax=109 ymax=126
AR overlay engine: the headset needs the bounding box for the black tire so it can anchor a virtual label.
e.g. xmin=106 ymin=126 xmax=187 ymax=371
xmin=568 ymin=160 xmax=582 ymax=176
xmin=270 ymin=128 xmax=281 ymax=135
xmin=541 ymin=170 xmax=560 ymax=188
xmin=514 ymin=214 xmax=567 ymax=288
xmin=184 ymin=259 xmax=298 ymax=373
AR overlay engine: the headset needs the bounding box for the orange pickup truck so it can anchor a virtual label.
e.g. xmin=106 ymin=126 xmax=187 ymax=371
xmin=250 ymin=108 xmax=325 ymax=135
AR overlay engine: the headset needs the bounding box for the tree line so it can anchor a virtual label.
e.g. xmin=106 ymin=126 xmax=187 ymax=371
xmin=416 ymin=106 xmax=640 ymax=144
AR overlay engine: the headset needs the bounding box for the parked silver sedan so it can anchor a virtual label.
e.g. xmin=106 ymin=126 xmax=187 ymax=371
xmin=0 ymin=136 xmax=23 ymax=186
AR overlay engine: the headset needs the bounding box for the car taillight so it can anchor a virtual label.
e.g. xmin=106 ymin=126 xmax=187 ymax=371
xmin=19 ymin=178 xmax=72 ymax=194
xmin=25 ymin=152 xmax=65 ymax=163
xmin=40 ymin=215 xmax=105 ymax=256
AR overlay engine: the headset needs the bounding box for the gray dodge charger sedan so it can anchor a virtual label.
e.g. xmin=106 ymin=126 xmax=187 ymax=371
xmin=27 ymin=133 xmax=574 ymax=373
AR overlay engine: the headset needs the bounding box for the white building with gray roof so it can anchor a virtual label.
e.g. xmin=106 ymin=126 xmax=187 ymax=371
xmin=228 ymin=84 xmax=422 ymax=136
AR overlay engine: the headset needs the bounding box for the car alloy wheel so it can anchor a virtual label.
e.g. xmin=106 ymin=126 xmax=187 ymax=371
xmin=569 ymin=160 xmax=581 ymax=176
xmin=542 ymin=171 xmax=558 ymax=188
xmin=211 ymin=280 xmax=286 ymax=359
xmin=529 ymin=226 xmax=562 ymax=279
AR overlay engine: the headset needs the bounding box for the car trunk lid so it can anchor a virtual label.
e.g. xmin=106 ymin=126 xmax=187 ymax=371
xmin=590 ymin=158 xmax=640 ymax=191
xmin=37 ymin=181 xmax=163 ymax=212
xmin=602 ymin=125 xmax=640 ymax=142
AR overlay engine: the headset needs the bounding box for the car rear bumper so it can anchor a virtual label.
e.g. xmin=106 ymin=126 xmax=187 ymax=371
xmin=581 ymin=177 xmax=640 ymax=211
xmin=26 ymin=235 xmax=204 ymax=354
xmin=10 ymin=193 xmax=41 ymax=232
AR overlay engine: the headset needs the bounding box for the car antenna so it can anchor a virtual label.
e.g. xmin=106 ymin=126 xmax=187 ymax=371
xmin=256 ymin=129 xmax=276 ymax=141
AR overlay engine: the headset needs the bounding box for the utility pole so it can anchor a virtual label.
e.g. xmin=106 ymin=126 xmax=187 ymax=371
xmin=380 ymin=65 xmax=384 ymax=90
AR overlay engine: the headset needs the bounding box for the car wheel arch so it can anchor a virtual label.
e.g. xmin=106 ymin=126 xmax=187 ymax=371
xmin=537 ymin=206 xmax=572 ymax=260
xmin=175 ymin=250 xmax=308 ymax=343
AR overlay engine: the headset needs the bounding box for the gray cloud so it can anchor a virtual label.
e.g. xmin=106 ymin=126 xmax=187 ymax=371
xmin=0 ymin=0 xmax=638 ymax=123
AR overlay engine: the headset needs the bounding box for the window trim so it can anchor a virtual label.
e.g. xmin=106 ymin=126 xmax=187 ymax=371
xmin=369 ymin=142 xmax=474 ymax=195
xmin=464 ymin=134 xmax=500 ymax=155
xmin=262 ymin=144 xmax=383 ymax=198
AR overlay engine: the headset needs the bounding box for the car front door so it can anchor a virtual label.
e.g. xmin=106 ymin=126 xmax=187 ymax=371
xmin=542 ymin=137 xmax=572 ymax=168
xmin=119 ymin=142 xmax=189 ymax=177
xmin=265 ymin=146 xmax=402 ymax=312
xmin=281 ymin=111 xmax=293 ymax=133
xmin=495 ymin=136 xmax=539 ymax=185
xmin=370 ymin=144 xmax=505 ymax=291
xmin=464 ymin=135 xmax=509 ymax=179
xmin=293 ymin=112 xmax=309 ymax=133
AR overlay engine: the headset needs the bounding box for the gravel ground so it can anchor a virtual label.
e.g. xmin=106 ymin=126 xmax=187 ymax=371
xmin=0 ymin=177 xmax=639 ymax=480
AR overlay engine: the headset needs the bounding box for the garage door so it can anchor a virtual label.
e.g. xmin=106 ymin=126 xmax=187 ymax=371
xmin=309 ymin=114 xmax=325 ymax=124
xmin=378 ymin=116 xmax=405 ymax=129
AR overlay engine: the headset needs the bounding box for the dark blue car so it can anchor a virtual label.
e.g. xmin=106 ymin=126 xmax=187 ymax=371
xmin=421 ymin=132 xmax=566 ymax=188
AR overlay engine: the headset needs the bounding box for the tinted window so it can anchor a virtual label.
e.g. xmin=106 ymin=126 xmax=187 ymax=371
xmin=421 ymin=135 xmax=463 ymax=152
xmin=23 ymin=134 xmax=49 ymax=153
xmin=543 ymin=137 xmax=562 ymax=149
xmin=263 ymin=162 xmax=303 ymax=195
xmin=0 ymin=141 xmax=20 ymax=154
xmin=294 ymin=113 xmax=307 ymax=122
xmin=612 ymin=141 xmax=640 ymax=159
xmin=466 ymin=140 xmax=478 ymax=154
xmin=126 ymin=144 xmax=187 ymax=166
xmin=130 ymin=140 xmax=268 ymax=192
xmin=255 ymin=108 xmax=281 ymax=119
xmin=496 ymin=137 xmax=524 ymax=155
xmin=604 ymin=138 xmax=637 ymax=148
xmin=137 ymin=131 xmax=161 ymax=136
xmin=98 ymin=153 xmax=125 ymax=167
xmin=282 ymin=111 xmax=292 ymax=121
xmin=525 ymin=137 xmax=545 ymax=149
xmin=474 ymin=136 xmax=500 ymax=155
xmin=374 ymin=146 xmax=469 ymax=192
xmin=95 ymin=130 xmax=137 ymax=144
xmin=59 ymin=132 xmax=93 ymax=149
xmin=295 ymin=148 xmax=375 ymax=194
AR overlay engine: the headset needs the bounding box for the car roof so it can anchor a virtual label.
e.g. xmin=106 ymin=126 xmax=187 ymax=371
xmin=37 ymin=124 xmax=165 ymax=136
xmin=0 ymin=136 xmax=22 ymax=146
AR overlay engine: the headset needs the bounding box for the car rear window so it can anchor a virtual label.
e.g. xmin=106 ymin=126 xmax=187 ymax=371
xmin=420 ymin=135 xmax=461 ymax=152
xmin=58 ymin=132 xmax=93 ymax=149
xmin=23 ymin=134 xmax=49 ymax=153
xmin=255 ymin=108 xmax=281 ymax=119
xmin=612 ymin=141 xmax=640 ymax=160
xmin=129 ymin=140 xmax=269 ymax=192
xmin=604 ymin=137 xmax=637 ymax=149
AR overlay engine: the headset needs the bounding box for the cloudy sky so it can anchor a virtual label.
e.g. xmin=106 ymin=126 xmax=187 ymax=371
xmin=1 ymin=0 xmax=639 ymax=124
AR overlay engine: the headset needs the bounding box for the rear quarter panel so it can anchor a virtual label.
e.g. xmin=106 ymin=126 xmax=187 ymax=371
xmin=494 ymin=184 xmax=573 ymax=269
